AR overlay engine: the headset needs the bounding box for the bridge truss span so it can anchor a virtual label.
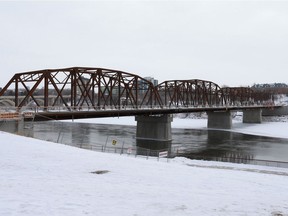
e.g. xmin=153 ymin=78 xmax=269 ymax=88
xmin=0 ymin=67 xmax=278 ymax=120
xmin=0 ymin=67 xmax=163 ymax=111
xmin=222 ymin=87 xmax=273 ymax=106
xmin=156 ymin=79 xmax=226 ymax=108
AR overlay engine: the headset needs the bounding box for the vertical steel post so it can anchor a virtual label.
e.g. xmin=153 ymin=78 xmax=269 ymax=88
xmin=15 ymin=76 xmax=19 ymax=107
xmin=44 ymin=72 xmax=49 ymax=110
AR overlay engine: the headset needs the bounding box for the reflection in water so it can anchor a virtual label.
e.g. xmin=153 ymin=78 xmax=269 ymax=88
xmin=136 ymin=139 xmax=172 ymax=156
xmin=0 ymin=120 xmax=24 ymax=135
xmin=1 ymin=120 xmax=288 ymax=166
xmin=171 ymin=127 xmax=288 ymax=165
xmin=178 ymin=129 xmax=288 ymax=166
xmin=183 ymin=130 xmax=254 ymax=164
xmin=27 ymin=121 xmax=138 ymax=150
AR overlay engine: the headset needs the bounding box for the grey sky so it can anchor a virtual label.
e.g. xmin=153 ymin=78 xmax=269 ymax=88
xmin=1 ymin=0 xmax=288 ymax=87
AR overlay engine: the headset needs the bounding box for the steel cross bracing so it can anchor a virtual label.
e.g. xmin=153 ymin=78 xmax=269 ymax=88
xmin=156 ymin=80 xmax=226 ymax=107
xmin=222 ymin=87 xmax=273 ymax=106
xmin=0 ymin=67 xmax=162 ymax=111
xmin=0 ymin=67 xmax=276 ymax=118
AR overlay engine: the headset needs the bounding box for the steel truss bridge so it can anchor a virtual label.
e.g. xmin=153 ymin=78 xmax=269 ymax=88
xmin=0 ymin=67 xmax=275 ymax=120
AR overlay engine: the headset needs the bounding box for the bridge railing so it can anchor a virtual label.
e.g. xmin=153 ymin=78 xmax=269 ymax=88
xmin=17 ymin=104 xmax=211 ymax=112
xmin=19 ymin=105 xmax=165 ymax=112
xmin=62 ymin=140 xmax=288 ymax=168
xmin=0 ymin=112 xmax=21 ymax=120
xmin=0 ymin=106 xmax=21 ymax=120
xmin=173 ymin=153 xmax=288 ymax=169
xmin=0 ymin=102 xmax=276 ymax=120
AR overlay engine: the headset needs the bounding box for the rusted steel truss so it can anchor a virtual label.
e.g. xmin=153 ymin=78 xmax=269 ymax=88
xmin=0 ymin=67 xmax=276 ymax=112
xmin=156 ymin=79 xmax=226 ymax=107
xmin=222 ymin=87 xmax=254 ymax=106
xmin=0 ymin=67 xmax=163 ymax=110
xmin=222 ymin=87 xmax=273 ymax=106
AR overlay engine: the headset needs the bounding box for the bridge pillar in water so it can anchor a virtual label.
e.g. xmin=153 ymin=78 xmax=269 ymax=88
xmin=135 ymin=114 xmax=173 ymax=156
xmin=242 ymin=109 xmax=262 ymax=123
xmin=207 ymin=111 xmax=232 ymax=129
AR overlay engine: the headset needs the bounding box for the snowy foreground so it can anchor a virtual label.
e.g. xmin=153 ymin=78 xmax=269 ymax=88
xmin=1 ymin=117 xmax=288 ymax=215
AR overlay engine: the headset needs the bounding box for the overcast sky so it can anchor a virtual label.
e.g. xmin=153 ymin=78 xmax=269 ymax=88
xmin=0 ymin=0 xmax=288 ymax=87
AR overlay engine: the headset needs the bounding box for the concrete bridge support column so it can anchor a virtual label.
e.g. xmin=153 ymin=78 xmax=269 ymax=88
xmin=207 ymin=111 xmax=232 ymax=129
xmin=243 ymin=109 xmax=262 ymax=123
xmin=135 ymin=115 xmax=173 ymax=155
xmin=135 ymin=114 xmax=173 ymax=141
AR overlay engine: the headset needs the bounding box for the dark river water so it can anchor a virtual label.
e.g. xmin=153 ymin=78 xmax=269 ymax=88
xmin=1 ymin=120 xmax=288 ymax=167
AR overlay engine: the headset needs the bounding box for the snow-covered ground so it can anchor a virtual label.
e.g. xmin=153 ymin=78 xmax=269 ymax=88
xmin=1 ymin=115 xmax=288 ymax=215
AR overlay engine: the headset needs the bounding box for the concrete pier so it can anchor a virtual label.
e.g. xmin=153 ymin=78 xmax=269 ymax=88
xmin=135 ymin=114 xmax=173 ymax=141
xmin=135 ymin=115 xmax=173 ymax=155
xmin=243 ymin=109 xmax=262 ymax=123
xmin=207 ymin=111 xmax=232 ymax=129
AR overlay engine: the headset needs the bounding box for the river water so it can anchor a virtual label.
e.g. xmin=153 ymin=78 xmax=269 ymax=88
xmin=1 ymin=119 xmax=288 ymax=167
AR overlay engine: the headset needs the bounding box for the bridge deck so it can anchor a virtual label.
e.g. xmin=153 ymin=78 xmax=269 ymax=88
xmin=30 ymin=105 xmax=277 ymax=121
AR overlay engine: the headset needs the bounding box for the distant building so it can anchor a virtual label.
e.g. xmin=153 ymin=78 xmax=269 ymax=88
xmin=144 ymin=77 xmax=158 ymax=86
xmin=138 ymin=77 xmax=158 ymax=93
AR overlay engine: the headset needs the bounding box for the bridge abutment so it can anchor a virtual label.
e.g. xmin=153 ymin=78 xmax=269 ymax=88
xmin=242 ymin=109 xmax=262 ymax=123
xmin=207 ymin=111 xmax=232 ymax=129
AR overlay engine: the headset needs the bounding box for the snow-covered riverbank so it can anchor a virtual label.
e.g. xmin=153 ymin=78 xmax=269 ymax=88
xmin=1 ymin=117 xmax=288 ymax=215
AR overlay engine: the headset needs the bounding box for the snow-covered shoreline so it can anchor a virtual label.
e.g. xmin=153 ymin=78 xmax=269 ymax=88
xmin=1 ymin=116 xmax=288 ymax=215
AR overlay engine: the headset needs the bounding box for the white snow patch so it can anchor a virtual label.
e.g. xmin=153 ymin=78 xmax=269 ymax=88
xmin=1 ymin=129 xmax=288 ymax=215
xmin=2 ymin=114 xmax=288 ymax=215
